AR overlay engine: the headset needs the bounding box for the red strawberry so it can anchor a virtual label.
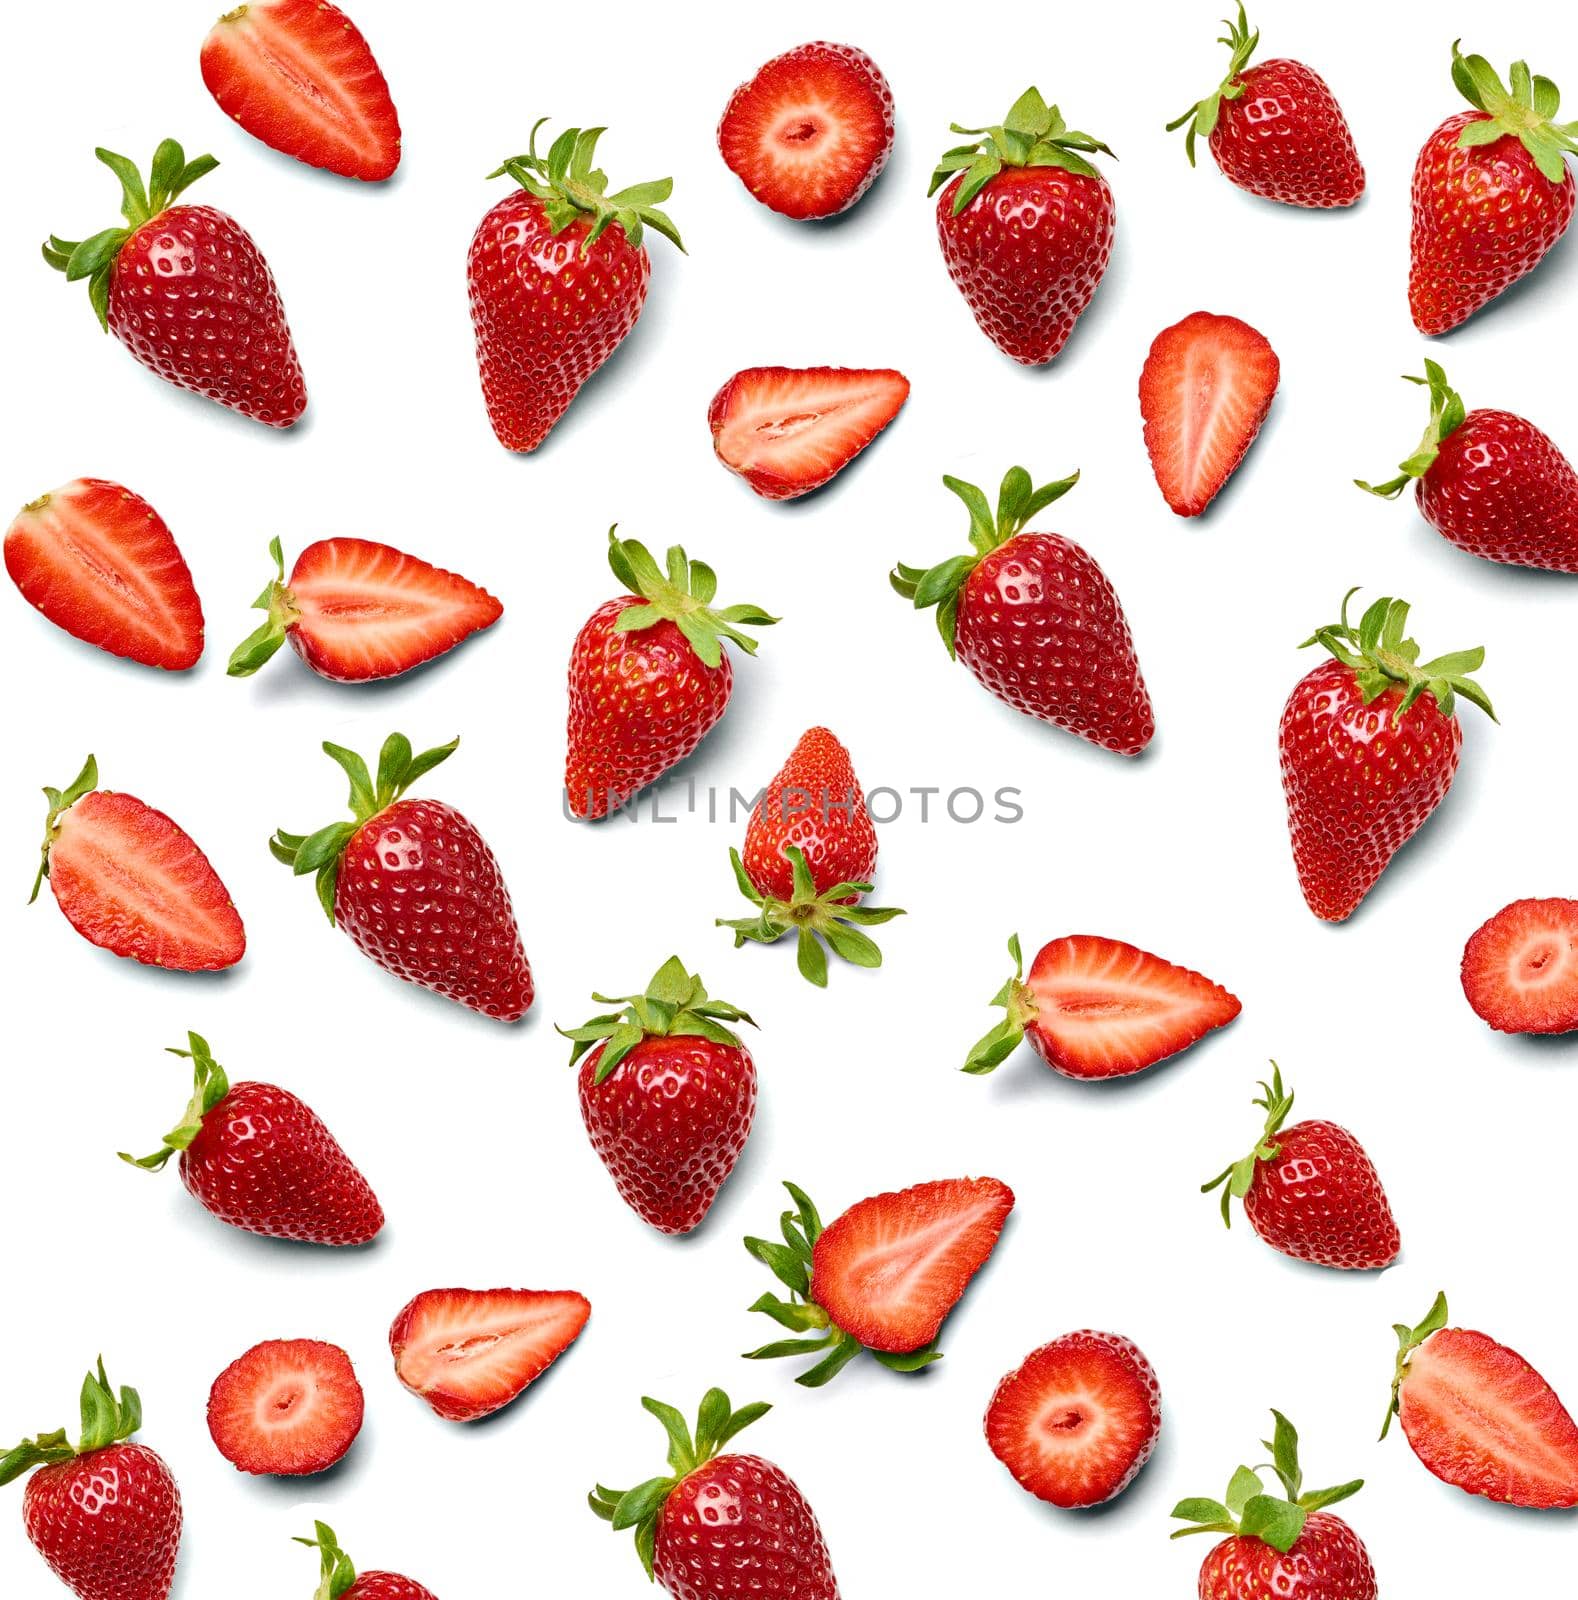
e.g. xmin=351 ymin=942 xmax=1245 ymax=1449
xmin=1167 ymin=4 xmax=1365 ymax=207
xmin=1279 ymin=590 xmax=1493 ymax=922
xmin=229 ymin=537 xmax=502 ymax=681
xmin=5 ymin=479 xmax=203 ymax=669
xmin=931 ymin=87 xmax=1115 ymax=364
xmin=1204 ymin=1066 xmax=1399 ymax=1270
xmin=987 ymin=1331 xmax=1161 ymax=1508
xmin=564 ymin=958 xmax=757 ymax=1235
xmin=31 ymin=756 xmax=245 ymax=970
xmin=1 ymin=1362 xmax=182 ymax=1600
xmin=468 ymin=122 xmax=682 ymax=453
xmin=1173 ymin=1411 xmax=1373 ymax=1598
xmin=207 ymin=1340 xmax=363 ymax=1476
xmin=1461 ymin=897 xmax=1578 ymax=1035
xmin=1357 ymin=362 xmax=1578 ymax=573
xmin=1139 ymin=311 xmax=1280 ymax=516
xmin=963 ymin=933 xmax=1240 ymax=1079
xmin=1384 ymin=1292 xmax=1578 ymax=1508
xmin=45 ymin=140 xmax=306 ymax=426
xmin=389 ymin=1288 xmax=591 ymax=1422
xmin=200 ymin=0 xmax=400 ymax=181
xmin=1409 ymin=45 xmax=1578 ymax=335
xmin=121 ymin=1029 xmax=384 ymax=1246
xmin=708 ymin=367 xmax=909 ymax=499
xmin=893 ymin=467 xmax=1154 ymax=754
xmin=591 ymin=1390 xmax=839 ymax=1600
xmin=272 ymin=734 xmax=533 ymax=1020
xmin=717 ymin=42 xmax=894 ymax=219
xmin=297 ymin=1522 xmax=436 ymax=1600
xmin=565 ymin=532 xmax=774 ymax=819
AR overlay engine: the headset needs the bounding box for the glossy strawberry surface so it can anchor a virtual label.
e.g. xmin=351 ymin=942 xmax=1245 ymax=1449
xmin=1243 ymin=1119 xmax=1399 ymax=1269
xmin=345 ymin=1573 xmax=439 ymax=1599
xmin=743 ymin=727 xmax=876 ymax=902
xmin=1210 ymin=58 xmax=1364 ymax=207
xmin=1198 ymin=1512 xmax=1376 ymax=1600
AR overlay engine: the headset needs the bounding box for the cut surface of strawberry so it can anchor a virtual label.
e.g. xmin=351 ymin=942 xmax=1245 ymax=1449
xmin=207 ymin=1339 xmax=364 ymax=1476
xmin=1461 ymin=897 xmax=1578 ymax=1035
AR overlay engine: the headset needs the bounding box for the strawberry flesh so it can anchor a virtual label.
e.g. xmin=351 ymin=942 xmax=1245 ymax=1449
xmin=1461 ymin=897 xmax=1578 ymax=1035
xmin=207 ymin=1339 xmax=364 ymax=1475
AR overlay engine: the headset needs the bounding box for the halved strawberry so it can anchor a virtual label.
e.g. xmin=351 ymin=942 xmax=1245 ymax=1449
xmin=200 ymin=0 xmax=401 ymax=181
xmin=389 ymin=1288 xmax=591 ymax=1422
xmin=1139 ymin=310 xmax=1280 ymax=516
xmin=1461 ymin=898 xmax=1578 ymax=1035
xmin=708 ymin=367 xmax=909 ymax=500
xmin=207 ymin=1339 xmax=364 ymax=1476
xmin=5 ymin=479 xmax=203 ymax=669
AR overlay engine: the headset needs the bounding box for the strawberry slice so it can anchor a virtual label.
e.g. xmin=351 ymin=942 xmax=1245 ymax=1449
xmin=207 ymin=1339 xmax=364 ymax=1476
xmin=1461 ymin=897 xmax=1578 ymax=1035
xmin=708 ymin=367 xmax=909 ymax=500
xmin=1139 ymin=310 xmax=1280 ymax=516
xmin=389 ymin=1288 xmax=591 ymax=1421
xmin=200 ymin=0 xmax=401 ymax=181
xmin=5 ymin=479 xmax=203 ymax=670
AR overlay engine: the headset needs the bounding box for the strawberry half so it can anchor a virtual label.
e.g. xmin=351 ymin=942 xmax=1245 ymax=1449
xmin=389 ymin=1288 xmax=591 ymax=1422
xmin=207 ymin=1340 xmax=364 ymax=1476
xmin=964 ymin=934 xmax=1241 ymax=1080
xmin=1461 ymin=897 xmax=1578 ymax=1035
xmin=708 ymin=367 xmax=909 ymax=500
xmin=297 ymin=1523 xmax=437 ymax=1600
xmin=5 ymin=479 xmax=203 ymax=669
xmin=229 ymin=537 xmax=502 ymax=681
xmin=1139 ymin=311 xmax=1280 ymax=516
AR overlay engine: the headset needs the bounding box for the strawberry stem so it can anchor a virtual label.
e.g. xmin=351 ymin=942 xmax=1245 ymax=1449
xmin=228 ymin=538 xmax=301 ymax=676
xmin=30 ymin=754 xmax=98 ymax=903
xmin=1165 ymin=2 xmax=1262 ymax=166
xmin=961 ymin=934 xmax=1039 ymax=1074
xmin=930 ymin=88 xmax=1114 ymax=211
xmin=1381 ymin=1291 xmax=1450 ymax=1439
xmin=1354 ymin=361 xmax=1467 ymax=499
xmin=1201 ymin=1064 xmax=1294 ymax=1227
xmin=294 ymin=1522 xmax=358 ymax=1600
xmin=118 ymin=1031 xmax=231 ymax=1172
xmin=0 ymin=1361 xmax=144 ymax=1486
xmin=1449 ymin=43 xmax=1578 ymax=186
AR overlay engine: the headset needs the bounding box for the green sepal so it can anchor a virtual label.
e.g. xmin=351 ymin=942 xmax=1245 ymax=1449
xmin=227 ymin=538 xmax=299 ymax=677
xmin=1355 ymin=362 xmax=1468 ymax=499
xmin=1165 ymin=3 xmax=1260 ymax=167
xmin=1448 ymin=42 xmax=1578 ymax=186
xmin=930 ymin=87 xmax=1114 ymax=210
xmin=1381 ymin=1290 xmax=1450 ymax=1439
xmin=961 ymin=933 xmax=1037 ymax=1074
xmin=1201 ymin=1063 xmax=1294 ymax=1227
xmin=118 ymin=1031 xmax=231 ymax=1171
xmin=0 ymin=1359 xmax=144 ymax=1486
xmin=294 ymin=1521 xmax=358 ymax=1600
xmin=30 ymin=754 xmax=98 ymax=903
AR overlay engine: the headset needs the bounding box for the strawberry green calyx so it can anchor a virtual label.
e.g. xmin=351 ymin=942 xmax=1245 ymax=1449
xmin=1200 ymin=1064 xmax=1294 ymax=1226
xmin=30 ymin=753 xmax=98 ymax=903
xmin=1171 ymin=1411 xmax=1362 ymax=1555
xmin=1381 ymin=1291 xmax=1449 ymax=1439
xmin=1166 ymin=3 xmax=1262 ymax=166
xmin=228 ymin=539 xmax=301 ymax=676
xmin=118 ymin=1032 xmax=230 ymax=1172
xmin=589 ymin=1389 xmax=772 ymax=1579
xmin=1355 ymin=362 xmax=1467 ymax=499
xmin=929 ymin=87 xmax=1114 ymax=211
xmin=43 ymin=140 xmax=220 ymax=330
xmin=1448 ymin=43 xmax=1578 ymax=186
xmin=961 ymin=934 xmax=1039 ymax=1074
xmin=294 ymin=1521 xmax=359 ymax=1600
xmin=0 ymin=1360 xmax=144 ymax=1485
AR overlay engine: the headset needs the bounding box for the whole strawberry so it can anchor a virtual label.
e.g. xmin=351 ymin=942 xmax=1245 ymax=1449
xmin=892 ymin=466 xmax=1154 ymax=754
xmin=590 ymin=1389 xmax=839 ymax=1600
xmin=120 ymin=1030 xmax=383 ymax=1246
xmin=931 ymin=87 xmax=1114 ymax=364
xmin=44 ymin=140 xmax=306 ymax=425
xmin=1 ymin=1362 xmax=182 ymax=1600
xmin=566 ymin=531 xmax=774 ymax=819
xmin=272 ymin=733 xmax=533 ymax=1020
xmin=1358 ymin=361 xmax=1578 ymax=573
xmin=469 ymin=121 xmax=682 ymax=452
xmin=1409 ymin=45 xmax=1577 ymax=335
xmin=296 ymin=1521 xmax=437 ymax=1600
xmin=562 ymin=958 xmax=757 ymax=1235
xmin=1168 ymin=3 xmax=1364 ymax=207
xmin=1279 ymin=590 xmax=1493 ymax=921
xmin=1204 ymin=1066 xmax=1400 ymax=1270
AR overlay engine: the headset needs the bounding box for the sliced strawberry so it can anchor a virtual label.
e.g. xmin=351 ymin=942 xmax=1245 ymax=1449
xmin=5 ymin=479 xmax=203 ymax=669
xmin=200 ymin=0 xmax=401 ymax=181
xmin=389 ymin=1288 xmax=591 ymax=1421
xmin=1461 ymin=897 xmax=1578 ymax=1035
xmin=708 ymin=367 xmax=909 ymax=500
xmin=207 ymin=1339 xmax=364 ymax=1476
xmin=1139 ymin=311 xmax=1280 ymax=516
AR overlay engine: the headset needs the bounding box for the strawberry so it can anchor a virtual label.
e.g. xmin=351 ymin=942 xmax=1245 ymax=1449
xmin=1 ymin=1362 xmax=182 ymax=1600
xmin=590 ymin=1389 xmax=839 ymax=1600
xmin=1356 ymin=361 xmax=1578 ymax=573
xmin=1139 ymin=310 xmax=1280 ymax=516
xmin=1461 ymin=897 xmax=1578 ymax=1035
xmin=200 ymin=0 xmax=401 ymax=181
xmin=1384 ymin=1292 xmax=1578 ymax=1508
xmin=389 ymin=1288 xmax=591 ymax=1421
xmin=1409 ymin=45 xmax=1578 ymax=335
xmin=892 ymin=467 xmax=1154 ymax=754
xmin=271 ymin=733 xmax=533 ymax=1020
xmin=31 ymin=755 xmax=245 ymax=970
xmin=743 ymin=1177 xmax=1012 ymax=1385
xmin=468 ymin=122 xmax=682 ymax=453
xmin=707 ymin=367 xmax=909 ymax=499
xmin=562 ymin=958 xmax=757 ymax=1235
xmin=1203 ymin=1066 xmax=1399 ymax=1270
xmin=986 ymin=1331 xmax=1161 ymax=1508
xmin=207 ymin=1339 xmax=363 ymax=1476
xmin=121 ymin=1030 xmax=384 ymax=1246
xmin=717 ymin=42 xmax=894 ymax=219
xmin=963 ymin=933 xmax=1240 ymax=1079
xmin=44 ymin=139 xmax=306 ymax=426
xmin=931 ymin=87 xmax=1115 ymax=365
xmin=1167 ymin=3 xmax=1365 ymax=207
xmin=1172 ymin=1411 xmax=1373 ymax=1598
xmin=565 ymin=532 xmax=774 ymax=819
xmin=297 ymin=1522 xmax=436 ymax=1600
xmin=1279 ymin=591 xmax=1493 ymax=922
xmin=5 ymin=479 xmax=203 ymax=670
xmin=229 ymin=537 xmax=502 ymax=681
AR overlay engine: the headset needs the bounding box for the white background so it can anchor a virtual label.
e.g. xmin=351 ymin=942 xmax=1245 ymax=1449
xmin=3 ymin=1 xmax=1577 ymax=1594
